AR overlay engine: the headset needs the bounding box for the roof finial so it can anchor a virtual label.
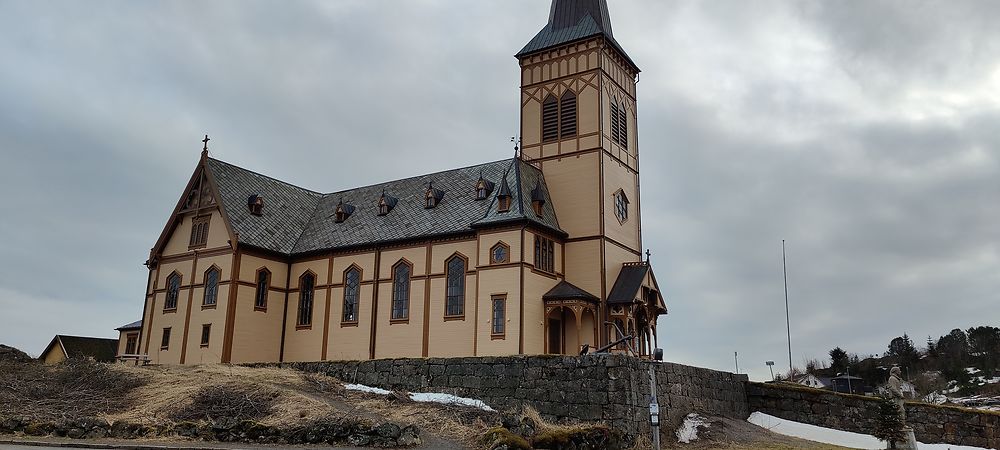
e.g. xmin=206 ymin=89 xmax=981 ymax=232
xmin=645 ymin=249 xmax=651 ymax=263
xmin=511 ymin=136 xmax=521 ymax=158
xmin=201 ymin=134 xmax=210 ymax=158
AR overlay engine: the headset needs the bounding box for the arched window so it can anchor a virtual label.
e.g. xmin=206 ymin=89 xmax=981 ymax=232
xmin=254 ymin=269 xmax=270 ymax=310
xmin=297 ymin=273 xmax=315 ymax=327
xmin=164 ymin=272 xmax=181 ymax=310
xmin=541 ymin=91 xmax=578 ymax=143
xmin=203 ymin=267 xmax=220 ymax=306
xmin=343 ymin=267 xmax=360 ymax=323
xmin=391 ymin=262 xmax=411 ymax=320
xmin=560 ymin=90 xmax=577 ymax=138
xmin=542 ymin=95 xmax=559 ymax=142
xmin=445 ymin=256 xmax=466 ymax=317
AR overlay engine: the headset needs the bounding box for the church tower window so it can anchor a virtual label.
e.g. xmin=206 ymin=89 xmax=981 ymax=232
xmin=445 ymin=255 xmax=466 ymax=317
xmin=297 ymin=272 xmax=315 ymax=328
xmin=541 ymin=92 xmax=578 ymax=143
xmin=391 ymin=262 xmax=411 ymax=321
xmin=560 ymin=90 xmax=577 ymax=138
xmin=542 ymin=95 xmax=559 ymax=142
xmin=164 ymin=272 xmax=181 ymax=310
xmin=613 ymin=190 xmax=629 ymax=223
xmin=343 ymin=266 xmax=360 ymax=323
xmin=617 ymin=100 xmax=628 ymax=147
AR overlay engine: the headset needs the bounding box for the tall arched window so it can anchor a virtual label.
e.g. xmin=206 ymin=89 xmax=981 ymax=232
xmin=254 ymin=269 xmax=270 ymax=310
xmin=391 ymin=262 xmax=410 ymax=320
xmin=203 ymin=267 xmax=220 ymax=306
xmin=297 ymin=273 xmax=315 ymax=327
xmin=164 ymin=272 xmax=181 ymax=310
xmin=343 ymin=267 xmax=360 ymax=323
xmin=445 ymin=256 xmax=466 ymax=317
xmin=541 ymin=91 xmax=578 ymax=143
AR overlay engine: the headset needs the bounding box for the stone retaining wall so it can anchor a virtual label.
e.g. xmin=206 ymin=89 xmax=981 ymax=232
xmin=747 ymin=382 xmax=1000 ymax=448
xmin=268 ymin=354 xmax=748 ymax=441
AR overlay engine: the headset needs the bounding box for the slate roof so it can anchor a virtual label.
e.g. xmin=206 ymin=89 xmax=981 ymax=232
xmin=115 ymin=320 xmax=142 ymax=331
xmin=543 ymin=281 xmax=599 ymax=302
xmin=607 ymin=262 xmax=649 ymax=304
xmin=205 ymin=157 xmax=564 ymax=257
xmin=43 ymin=336 xmax=119 ymax=363
xmin=516 ymin=0 xmax=639 ymax=72
xmin=207 ymin=158 xmax=322 ymax=255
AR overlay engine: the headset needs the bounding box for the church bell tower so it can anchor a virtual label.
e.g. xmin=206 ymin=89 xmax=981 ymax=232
xmin=518 ymin=0 xmax=655 ymax=349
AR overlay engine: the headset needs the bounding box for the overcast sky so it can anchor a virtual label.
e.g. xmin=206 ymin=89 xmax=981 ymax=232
xmin=1 ymin=0 xmax=997 ymax=382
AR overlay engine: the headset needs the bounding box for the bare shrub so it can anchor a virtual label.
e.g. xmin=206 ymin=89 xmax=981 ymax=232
xmin=171 ymin=383 xmax=279 ymax=422
xmin=0 ymin=358 xmax=147 ymax=421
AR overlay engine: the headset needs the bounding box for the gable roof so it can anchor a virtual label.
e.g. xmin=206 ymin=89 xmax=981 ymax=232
xmin=607 ymin=262 xmax=649 ymax=304
xmin=202 ymin=157 xmax=564 ymax=257
xmin=40 ymin=335 xmax=118 ymax=363
xmin=115 ymin=320 xmax=142 ymax=331
xmin=543 ymin=281 xmax=599 ymax=302
xmin=516 ymin=0 xmax=639 ymax=72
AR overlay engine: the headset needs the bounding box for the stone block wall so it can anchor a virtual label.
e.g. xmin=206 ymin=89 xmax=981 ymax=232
xmin=747 ymin=382 xmax=1000 ymax=449
xmin=269 ymin=354 xmax=748 ymax=441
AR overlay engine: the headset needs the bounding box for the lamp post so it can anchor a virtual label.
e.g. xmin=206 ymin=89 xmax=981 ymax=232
xmin=766 ymin=361 xmax=775 ymax=381
xmin=782 ymin=240 xmax=792 ymax=376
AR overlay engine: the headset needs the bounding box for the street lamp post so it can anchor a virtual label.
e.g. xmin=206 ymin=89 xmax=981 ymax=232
xmin=766 ymin=361 xmax=775 ymax=381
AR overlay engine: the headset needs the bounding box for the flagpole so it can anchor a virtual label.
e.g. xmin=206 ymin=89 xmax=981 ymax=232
xmin=783 ymin=240 xmax=792 ymax=376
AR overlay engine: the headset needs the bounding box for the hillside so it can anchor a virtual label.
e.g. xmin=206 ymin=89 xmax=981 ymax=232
xmin=0 ymin=356 xmax=864 ymax=449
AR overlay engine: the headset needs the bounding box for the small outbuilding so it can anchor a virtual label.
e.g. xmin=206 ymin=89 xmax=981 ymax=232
xmin=39 ymin=335 xmax=118 ymax=364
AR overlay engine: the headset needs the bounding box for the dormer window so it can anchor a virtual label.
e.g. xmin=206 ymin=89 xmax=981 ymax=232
xmin=530 ymin=184 xmax=545 ymax=216
xmin=497 ymin=174 xmax=512 ymax=213
xmin=247 ymin=194 xmax=264 ymax=216
xmin=475 ymin=173 xmax=494 ymax=201
xmin=425 ymin=182 xmax=444 ymax=209
xmin=378 ymin=190 xmax=397 ymax=216
xmin=334 ymin=199 xmax=355 ymax=223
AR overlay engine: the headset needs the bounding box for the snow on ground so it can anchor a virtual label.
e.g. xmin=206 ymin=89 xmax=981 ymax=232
xmin=408 ymin=392 xmax=495 ymax=411
xmin=748 ymin=412 xmax=990 ymax=450
xmin=344 ymin=383 xmax=392 ymax=395
xmin=341 ymin=383 xmax=494 ymax=411
xmin=675 ymin=413 xmax=708 ymax=444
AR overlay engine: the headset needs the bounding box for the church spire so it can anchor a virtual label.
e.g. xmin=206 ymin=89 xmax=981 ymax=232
xmin=516 ymin=0 xmax=638 ymax=72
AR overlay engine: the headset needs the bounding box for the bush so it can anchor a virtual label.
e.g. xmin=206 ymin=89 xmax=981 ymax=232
xmin=171 ymin=383 xmax=279 ymax=423
xmin=0 ymin=358 xmax=146 ymax=421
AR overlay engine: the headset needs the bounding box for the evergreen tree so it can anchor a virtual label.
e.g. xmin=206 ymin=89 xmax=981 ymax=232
xmin=887 ymin=334 xmax=920 ymax=372
xmin=830 ymin=347 xmax=850 ymax=373
xmin=870 ymin=396 xmax=905 ymax=448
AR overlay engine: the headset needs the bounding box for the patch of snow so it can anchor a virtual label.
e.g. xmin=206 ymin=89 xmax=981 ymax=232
xmin=748 ymin=412 xmax=990 ymax=450
xmin=408 ymin=392 xmax=495 ymax=411
xmin=675 ymin=413 xmax=708 ymax=444
xmin=966 ymin=367 xmax=981 ymax=374
xmin=923 ymin=392 xmax=948 ymax=404
xmin=344 ymin=383 xmax=391 ymax=395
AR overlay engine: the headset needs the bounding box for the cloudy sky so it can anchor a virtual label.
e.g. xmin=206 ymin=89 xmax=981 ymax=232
xmin=1 ymin=0 xmax=997 ymax=381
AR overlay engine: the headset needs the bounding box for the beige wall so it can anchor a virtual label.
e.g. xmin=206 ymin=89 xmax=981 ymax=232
xmin=373 ymin=246 xmax=427 ymax=359
xmin=327 ymin=251 xmax=377 ymax=361
xmin=476 ymin=266 xmax=520 ymax=356
xmin=563 ymin=239 xmax=602 ymax=298
xmin=539 ymin=153 xmax=601 ymax=239
xmin=602 ymin=152 xmax=641 ymax=253
xmin=162 ymin=209 xmax=229 ymax=256
xmin=521 ymin=270 xmax=559 ymax=354
xmin=117 ymin=331 xmax=139 ymax=356
xmin=427 ymin=240 xmax=478 ymax=357
xmin=41 ymin=344 xmax=65 ymax=364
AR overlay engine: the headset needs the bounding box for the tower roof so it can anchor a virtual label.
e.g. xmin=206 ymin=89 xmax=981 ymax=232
xmin=516 ymin=0 xmax=639 ymax=72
